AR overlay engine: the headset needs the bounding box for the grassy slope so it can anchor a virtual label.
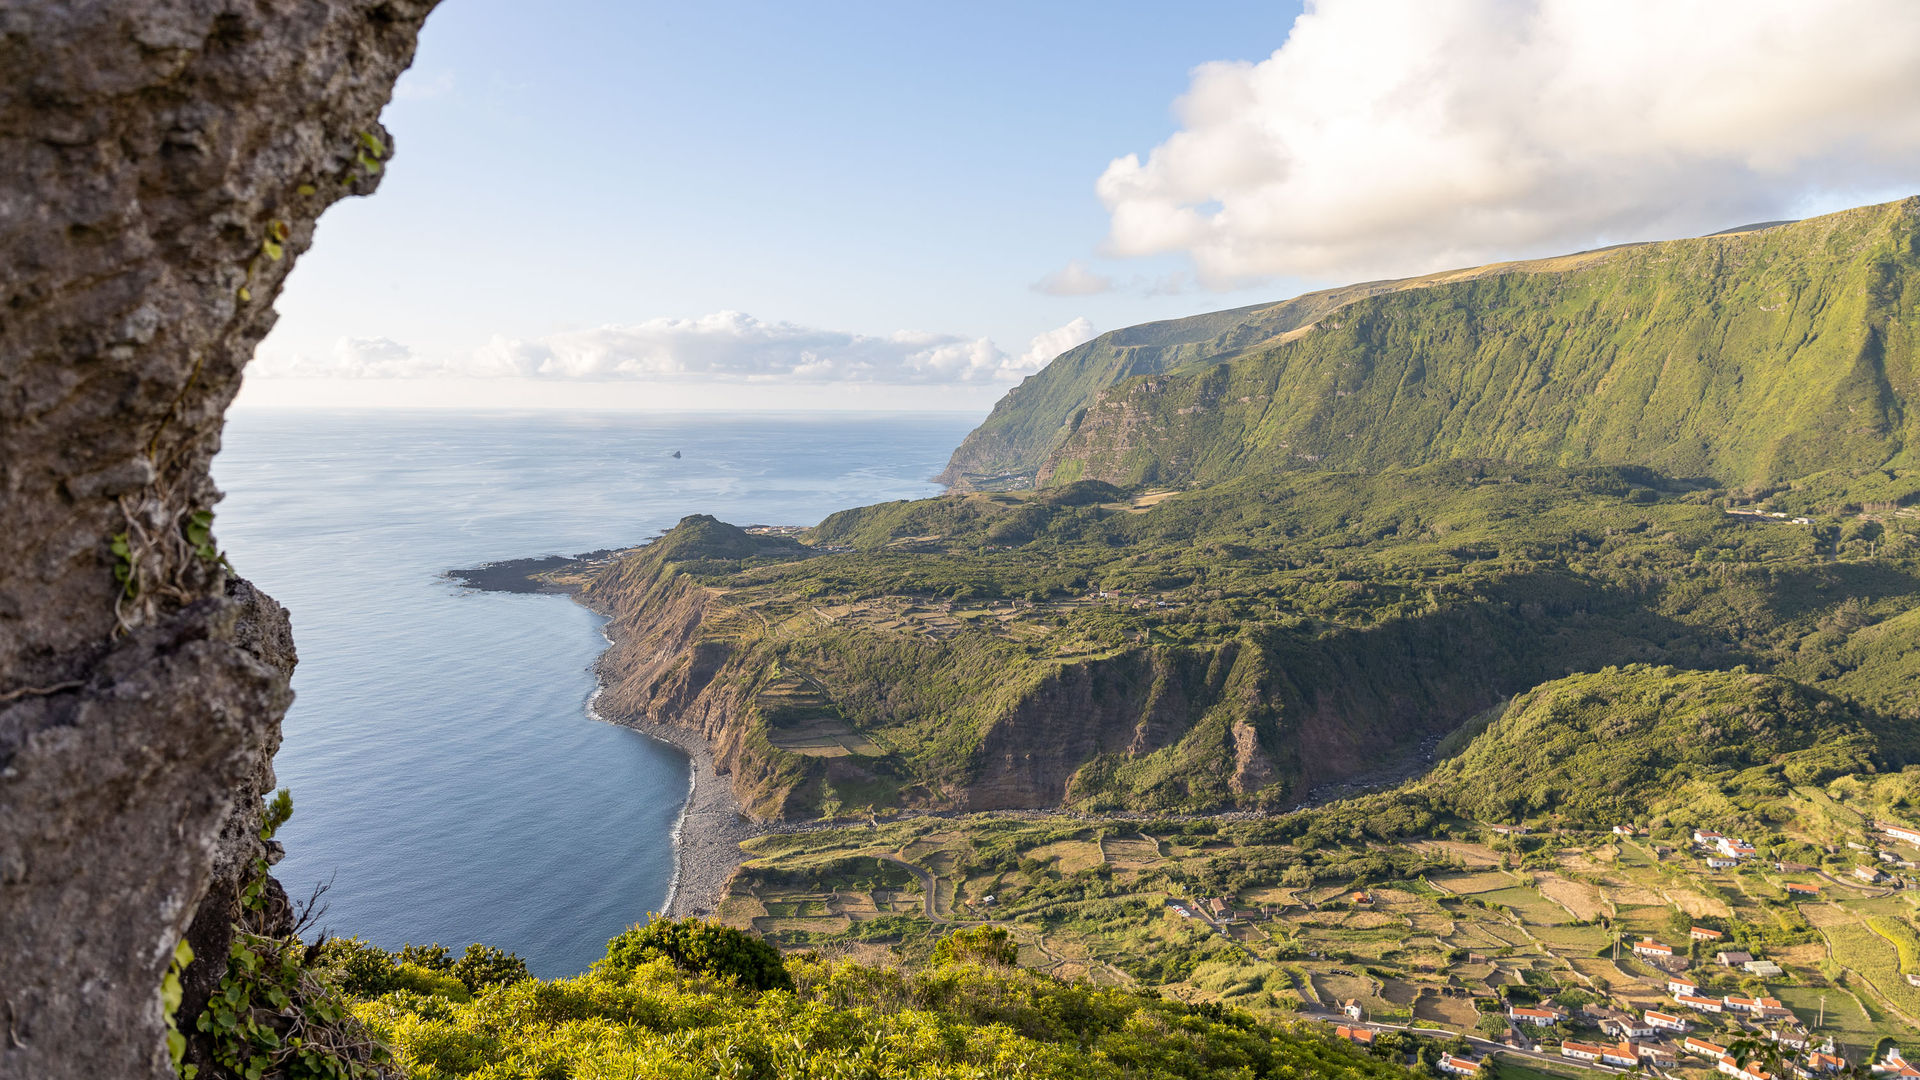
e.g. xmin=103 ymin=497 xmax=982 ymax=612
xmin=1420 ymin=665 xmax=1898 ymax=824
xmin=1041 ymin=199 xmax=1920 ymax=490
xmin=937 ymin=242 xmax=1674 ymax=486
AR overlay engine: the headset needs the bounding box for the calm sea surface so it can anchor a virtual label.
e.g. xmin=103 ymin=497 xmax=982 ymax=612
xmin=213 ymin=409 xmax=974 ymax=976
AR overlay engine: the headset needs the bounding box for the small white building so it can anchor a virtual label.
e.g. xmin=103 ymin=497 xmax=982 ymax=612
xmin=1881 ymin=821 xmax=1920 ymax=846
xmin=1645 ymin=1010 xmax=1690 ymax=1033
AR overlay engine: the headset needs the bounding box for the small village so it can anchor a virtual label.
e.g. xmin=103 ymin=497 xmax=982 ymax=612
xmin=1288 ymin=821 xmax=1920 ymax=1080
xmin=725 ymin=808 xmax=1920 ymax=1080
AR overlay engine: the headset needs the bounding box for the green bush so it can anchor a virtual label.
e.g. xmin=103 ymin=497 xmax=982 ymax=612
xmin=391 ymin=963 xmax=471 ymax=1002
xmin=450 ymin=942 xmax=531 ymax=993
xmin=313 ymin=937 xmax=401 ymax=998
xmin=396 ymin=942 xmax=453 ymax=971
xmin=600 ymin=917 xmax=792 ymax=991
xmin=931 ymin=925 xmax=1019 ymax=967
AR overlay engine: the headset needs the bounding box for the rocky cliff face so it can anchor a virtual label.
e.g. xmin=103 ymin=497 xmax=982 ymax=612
xmin=0 ymin=4 xmax=433 ymax=1077
xmin=573 ymin=519 xmax=1665 ymax=821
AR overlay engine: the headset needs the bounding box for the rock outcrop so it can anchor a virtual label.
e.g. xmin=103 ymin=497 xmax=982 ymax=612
xmin=0 ymin=3 xmax=434 ymax=1077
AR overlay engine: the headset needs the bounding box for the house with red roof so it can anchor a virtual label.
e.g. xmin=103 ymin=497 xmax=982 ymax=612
xmin=1334 ymin=1024 xmax=1374 ymax=1046
xmin=1561 ymin=1041 xmax=1608 ymax=1064
xmin=1798 ymin=1052 xmax=1849 ymax=1077
xmin=1645 ymin=1010 xmax=1690 ymax=1033
xmin=1880 ymin=821 xmax=1920 ymax=846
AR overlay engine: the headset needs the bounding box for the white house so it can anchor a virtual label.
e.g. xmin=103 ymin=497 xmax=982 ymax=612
xmin=1603 ymin=1017 xmax=1658 ymax=1040
xmin=1562 ymin=1041 xmax=1607 ymax=1064
xmin=1881 ymin=821 xmax=1920 ymax=846
xmin=1439 ymin=1053 xmax=1482 ymax=1076
xmin=1686 ymin=1037 xmax=1730 ymax=1058
xmin=1645 ymin=1010 xmax=1690 ymax=1033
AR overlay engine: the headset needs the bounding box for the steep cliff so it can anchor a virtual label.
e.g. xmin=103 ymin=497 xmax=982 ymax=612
xmin=0 ymin=4 xmax=434 ymax=1077
xmin=573 ymin=460 xmax=1838 ymax=822
xmin=938 ymin=224 xmax=1783 ymax=488
xmin=1039 ymin=200 xmax=1920 ymax=489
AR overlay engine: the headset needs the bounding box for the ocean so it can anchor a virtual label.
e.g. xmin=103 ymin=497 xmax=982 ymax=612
xmin=212 ymin=408 xmax=976 ymax=977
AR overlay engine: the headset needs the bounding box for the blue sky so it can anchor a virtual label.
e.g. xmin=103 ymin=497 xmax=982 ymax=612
xmin=245 ymin=0 xmax=1920 ymax=410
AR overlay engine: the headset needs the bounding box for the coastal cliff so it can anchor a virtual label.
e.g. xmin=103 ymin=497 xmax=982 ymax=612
xmin=569 ymin=473 xmax=1752 ymax=823
xmin=576 ymin=200 xmax=1920 ymax=832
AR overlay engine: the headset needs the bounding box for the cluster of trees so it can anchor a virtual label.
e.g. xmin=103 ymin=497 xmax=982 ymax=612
xmin=313 ymin=938 xmax=530 ymax=1000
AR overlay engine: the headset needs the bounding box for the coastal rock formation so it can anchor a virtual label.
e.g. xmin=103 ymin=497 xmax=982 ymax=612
xmin=0 ymin=3 xmax=434 ymax=1077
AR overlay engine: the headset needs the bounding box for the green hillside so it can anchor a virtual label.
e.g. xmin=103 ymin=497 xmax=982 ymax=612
xmin=1024 ymin=199 xmax=1920 ymax=490
xmin=579 ymin=457 xmax=1920 ymax=819
xmin=936 ymin=246 xmax=1674 ymax=487
xmin=1421 ymin=665 xmax=1901 ymax=824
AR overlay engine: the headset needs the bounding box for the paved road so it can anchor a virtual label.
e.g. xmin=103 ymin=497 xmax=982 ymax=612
xmin=876 ymin=854 xmax=939 ymax=919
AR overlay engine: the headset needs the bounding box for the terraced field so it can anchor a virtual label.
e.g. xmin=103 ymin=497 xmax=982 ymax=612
xmin=718 ymin=793 xmax=1920 ymax=1052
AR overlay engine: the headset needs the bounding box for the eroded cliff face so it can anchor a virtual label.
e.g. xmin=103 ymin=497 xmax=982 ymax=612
xmin=574 ymin=530 xmax=1614 ymax=822
xmin=0 ymin=4 xmax=434 ymax=1077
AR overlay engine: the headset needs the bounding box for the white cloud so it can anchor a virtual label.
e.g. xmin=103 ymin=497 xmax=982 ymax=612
xmin=256 ymin=313 xmax=1101 ymax=387
xmin=1016 ymin=317 xmax=1098 ymax=374
xmin=1033 ymin=260 xmax=1114 ymax=296
xmin=393 ymin=69 xmax=455 ymax=100
xmin=1098 ymin=0 xmax=1920 ymax=285
xmin=252 ymin=337 xmax=446 ymax=378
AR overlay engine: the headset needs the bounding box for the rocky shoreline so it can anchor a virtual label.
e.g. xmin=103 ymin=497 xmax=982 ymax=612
xmin=610 ymin=712 xmax=763 ymax=917
xmin=454 ymin=565 xmax=764 ymax=920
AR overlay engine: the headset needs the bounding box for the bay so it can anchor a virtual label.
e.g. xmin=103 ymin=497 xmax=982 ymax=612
xmin=212 ymin=408 xmax=974 ymax=976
